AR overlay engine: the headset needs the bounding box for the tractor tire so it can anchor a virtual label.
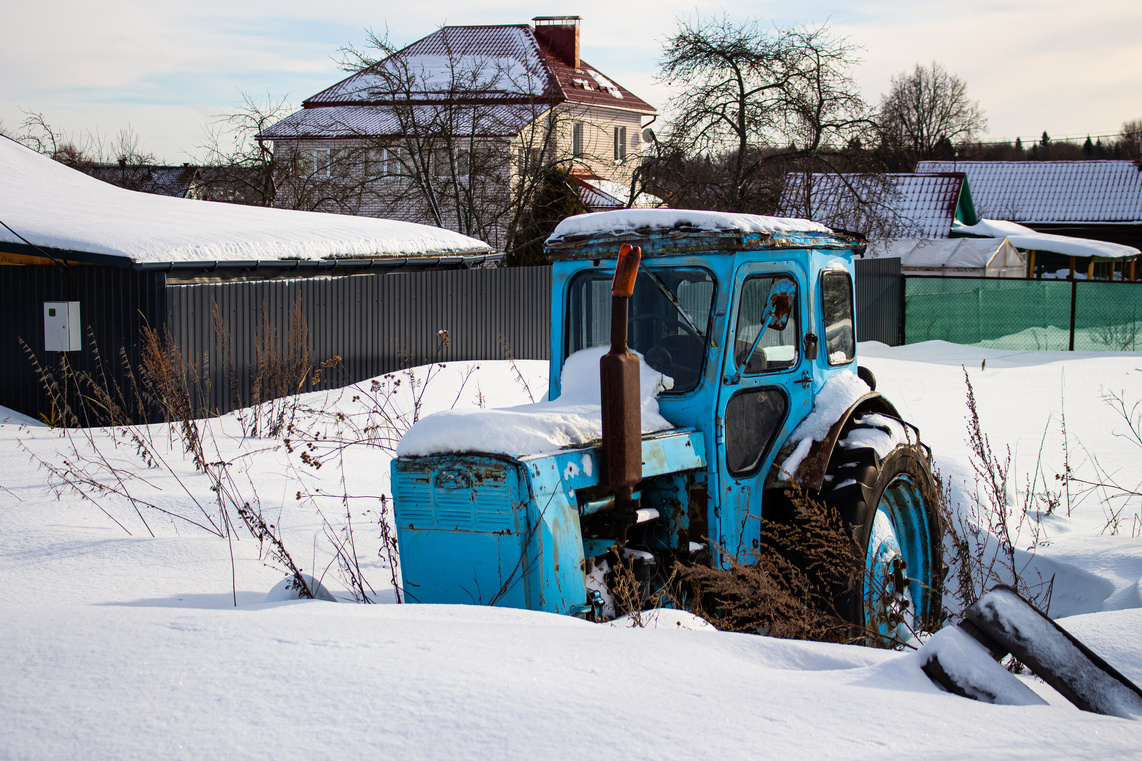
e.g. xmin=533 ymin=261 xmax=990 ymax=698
xmin=823 ymin=414 xmax=943 ymax=646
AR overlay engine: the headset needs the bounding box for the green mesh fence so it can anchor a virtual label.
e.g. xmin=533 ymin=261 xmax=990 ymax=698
xmin=905 ymin=278 xmax=1142 ymax=351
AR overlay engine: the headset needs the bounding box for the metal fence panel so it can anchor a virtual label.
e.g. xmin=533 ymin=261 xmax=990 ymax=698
xmin=854 ymin=257 xmax=902 ymax=346
xmin=166 ymin=266 xmax=553 ymax=416
xmin=1074 ymin=281 xmax=1141 ymax=351
xmin=904 ymin=276 xmax=1141 ymax=351
xmin=0 ymin=265 xmax=166 ymax=422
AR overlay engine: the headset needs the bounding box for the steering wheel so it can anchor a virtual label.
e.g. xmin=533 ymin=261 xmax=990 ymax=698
xmin=628 ymin=315 xmax=703 ymax=385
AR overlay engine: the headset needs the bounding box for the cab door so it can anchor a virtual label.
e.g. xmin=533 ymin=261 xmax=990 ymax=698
xmin=711 ymin=260 xmax=815 ymax=563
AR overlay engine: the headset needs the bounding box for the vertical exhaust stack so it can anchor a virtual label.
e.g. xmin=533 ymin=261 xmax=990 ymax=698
xmin=600 ymin=243 xmax=642 ymax=503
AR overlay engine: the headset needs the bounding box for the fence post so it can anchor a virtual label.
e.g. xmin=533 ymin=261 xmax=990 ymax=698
xmin=1068 ymin=280 xmax=1077 ymax=352
xmin=899 ymin=275 xmax=907 ymax=346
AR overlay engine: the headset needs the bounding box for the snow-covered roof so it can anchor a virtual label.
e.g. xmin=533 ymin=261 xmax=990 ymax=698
xmin=954 ymin=219 xmax=1140 ymax=261
xmin=0 ymin=137 xmax=496 ymax=267
xmin=547 ymin=209 xmax=833 ymax=244
xmin=307 ymin=26 xmax=552 ymax=105
xmin=574 ymin=178 xmax=624 ymax=211
xmin=584 ymin=179 xmax=664 ymax=209
xmin=261 ymin=103 xmax=551 ymax=141
xmin=777 ymin=173 xmax=970 ymax=238
xmin=867 ymin=238 xmax=1026 ymax=274
xmin=916 ymin=160 xmax=1142 ymax=224
xmin=266 ymin=23 xmax=654 ymax=142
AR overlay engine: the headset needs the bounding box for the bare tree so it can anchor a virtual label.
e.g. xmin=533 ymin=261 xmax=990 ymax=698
xmin=657 ymin=16 xmax=876 ymax=213
xmin=200 ymin=93 xmax=299 ymax=207
xmin=1120 ymin=118 xmax=1142 ymax=161
xmin=878 ymin=62 xmax=987 ymax=161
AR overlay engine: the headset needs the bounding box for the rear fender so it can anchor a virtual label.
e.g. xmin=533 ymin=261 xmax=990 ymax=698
xmin=765 ymin=393 xmax=905 ymax=493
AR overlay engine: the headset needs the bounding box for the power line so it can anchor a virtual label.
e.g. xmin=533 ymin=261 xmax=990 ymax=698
xmin=970 ymin=131 xmax=1125 ymax=146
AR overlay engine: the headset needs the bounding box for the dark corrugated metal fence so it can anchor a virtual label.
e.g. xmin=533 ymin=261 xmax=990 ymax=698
xmin=2 ymin=259 xmax=900 ymax=423
xmin=854 ymin=257 xmax=902 ymax=346
xmin=166 ymin=266 xmax=553 ymax=415
xmin=0 ymin=265 xmax=166 ymax=423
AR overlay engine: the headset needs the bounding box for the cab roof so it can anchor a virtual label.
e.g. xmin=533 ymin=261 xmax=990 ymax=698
xmin=545 ymin=209 xmax=864 ymax=259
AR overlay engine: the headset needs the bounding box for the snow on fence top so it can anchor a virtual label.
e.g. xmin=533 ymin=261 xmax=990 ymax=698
xmin=955 ymin=219 xmax=1140 ymax=260
xmin=0 ymin=137 xmax=494 ymax=265
xmin=396 ymin=347 xmax=673 ymax=458
xmin=547 ymin=209 xmax=833 ymax=243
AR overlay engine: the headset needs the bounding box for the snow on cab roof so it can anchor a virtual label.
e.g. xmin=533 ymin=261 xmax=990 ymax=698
xmin=0 ymin=137 xmax=495 ymax=267
xmin=546 ymin=209 xmax=834 ymax=245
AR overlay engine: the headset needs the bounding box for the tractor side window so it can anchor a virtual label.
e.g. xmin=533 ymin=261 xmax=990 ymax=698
xmin=566 ymin=267 xmax=715 ymax=394
xmin=725 ymin=387 xmax=788 ymax=476
xmin=735 ymin=276 xmax=799 ymax=374
xmin=822 ymin=271 xmax=855 ymax=365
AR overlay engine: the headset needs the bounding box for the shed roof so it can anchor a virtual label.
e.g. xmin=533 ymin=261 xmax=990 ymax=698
xmin=916 ymin=160 xmax=1142 ymax=224
xmin=0 ymin=137 xmax=496 ymax=269
xmin=953 ymin=218 xmax=1139 ymax=261
xmin=777 ymin=173 xmax=972 ymax=238
xmin=867 ymin=237 xmax=1025 ymax=273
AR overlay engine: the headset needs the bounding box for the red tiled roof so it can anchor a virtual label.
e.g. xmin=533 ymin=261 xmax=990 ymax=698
xmin=535 ymin=41 xmax=656 ymax=115
xmin=778 ymin=173 xmax=967 ymax=238
xmin=268 ymin=23 xmax=655 ymax=141
xmin=305 ymin=26 xmax=557 ymax=106
xmin=916 ymin=160 xmax=1142 ymax=224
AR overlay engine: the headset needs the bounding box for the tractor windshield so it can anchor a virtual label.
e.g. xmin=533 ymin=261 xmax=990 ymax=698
xmin=566 ymin=267 xmax=715 ymax=393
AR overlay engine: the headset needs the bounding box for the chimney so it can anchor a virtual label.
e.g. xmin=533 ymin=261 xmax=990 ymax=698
xmin=533 ymin=16 xmax=581 ymax=69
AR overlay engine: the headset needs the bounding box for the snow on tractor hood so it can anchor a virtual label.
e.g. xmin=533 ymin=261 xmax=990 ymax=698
xmin=395 ymin=347 xmax=674 ymax=458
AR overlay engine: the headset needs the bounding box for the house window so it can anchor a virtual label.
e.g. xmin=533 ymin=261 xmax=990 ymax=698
xmin=310 ymin=148 xmax=331 ymax=177
xmin=388 ymin=146 xmax=412 ymax=177
xmin=329 ymin=148 xmax=353 ymax=178
xmin=572 ymin=121 xmax=584 ymax=158
xmin=614 ymin=126 xmax=627 ymax=161
xmin=433 ymin=147 xmax=452 ymax=178
xmin=518 ymin=147 xmax=540 ymax=175
xmin=365 ymin=148 xmax=385 ymax=179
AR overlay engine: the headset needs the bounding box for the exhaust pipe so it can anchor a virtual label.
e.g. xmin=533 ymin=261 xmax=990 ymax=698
xmin=600 ymin=243 xmax=642 ymax=503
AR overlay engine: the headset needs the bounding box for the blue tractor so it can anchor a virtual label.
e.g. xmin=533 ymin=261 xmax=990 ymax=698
xmin=390 ymin=210 xmax=942 ymax=643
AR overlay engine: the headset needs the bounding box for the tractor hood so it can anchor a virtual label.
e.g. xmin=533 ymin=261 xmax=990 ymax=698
xmin=391 ymin=428 xmax=705 ymax=613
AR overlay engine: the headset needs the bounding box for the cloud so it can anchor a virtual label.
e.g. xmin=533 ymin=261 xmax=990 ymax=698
xmin=2 ymin=0 xmax=1138 ymax=160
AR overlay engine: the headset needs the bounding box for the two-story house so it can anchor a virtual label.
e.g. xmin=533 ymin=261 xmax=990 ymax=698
xmin=260 ymin=17 xmax=657 ymax=251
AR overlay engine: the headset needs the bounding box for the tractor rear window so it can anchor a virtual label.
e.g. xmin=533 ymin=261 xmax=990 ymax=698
xmin=566 ymin=267 xmax=715 ymax=394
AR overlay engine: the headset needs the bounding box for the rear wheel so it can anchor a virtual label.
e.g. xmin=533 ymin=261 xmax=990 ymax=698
xmin=824 ymin=414 xmax=943 ymax=645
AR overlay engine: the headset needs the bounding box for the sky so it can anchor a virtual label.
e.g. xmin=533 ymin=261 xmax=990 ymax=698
xmin=2 ymin=0 xmax=1139 ymax=163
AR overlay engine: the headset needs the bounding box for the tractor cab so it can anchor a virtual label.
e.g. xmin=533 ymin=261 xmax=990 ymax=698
xmin=545 ymin=211 xmax=863 ymax=561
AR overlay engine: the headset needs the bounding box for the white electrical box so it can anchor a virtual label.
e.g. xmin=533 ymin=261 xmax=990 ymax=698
xmin=44 ymin=301 xmax=82 ymax=352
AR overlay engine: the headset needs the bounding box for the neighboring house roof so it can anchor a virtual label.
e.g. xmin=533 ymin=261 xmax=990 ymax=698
xmin=84 ymin=163 xmax=202 ymax=198
xmin=868 ymin=237 xmax=1026 ymax=276
xmin=536 ymin=40 xmax=656 ymax=115
xmin=263 ymin=103 xmax=551 ymax=141
xmin=777 ymin=173 xmax=975 ymax=238
xmin=916 ymin=160 xmax=1142 ymax=224
xmin=0 ymin=137 xmax=497 ymax=268
xmin=263 ymin=21 xmax=655 ymax=142
xmin=575 ymin=177 xmax=623 ymax=211
xmin=305 ymin=25 xmax=554 ymax=106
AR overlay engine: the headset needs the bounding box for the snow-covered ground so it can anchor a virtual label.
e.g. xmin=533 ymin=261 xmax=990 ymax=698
xmin=3 ymin=342 xmax=1141 ymax=759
